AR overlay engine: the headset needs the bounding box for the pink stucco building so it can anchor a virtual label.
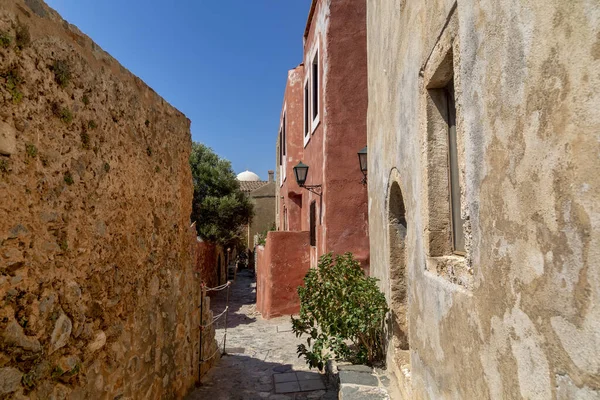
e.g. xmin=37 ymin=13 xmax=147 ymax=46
xmin=257 ymin=0 xmax=369 ymax=319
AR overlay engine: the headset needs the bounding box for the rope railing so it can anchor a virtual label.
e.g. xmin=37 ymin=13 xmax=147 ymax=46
xmin=198 ymin=280 xmax=231 ymax=385
xmin=200 ymin=332 xmax=226 ymax=363
xmin=199 ymin=306 xmax=228 ymax=330
xmin=203 ymin=281 xmax=231 ymax=292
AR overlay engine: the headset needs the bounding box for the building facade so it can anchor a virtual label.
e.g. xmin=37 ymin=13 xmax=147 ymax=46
xmin=257 ymin=0 xmax=370 ymax=318
xmin=237 ymin=170 xmax=276 ymax=251
xmin=366 ymin=0 xmax=600 ymax=398
xmin=276 ymin=0 xmax=369 ymax=268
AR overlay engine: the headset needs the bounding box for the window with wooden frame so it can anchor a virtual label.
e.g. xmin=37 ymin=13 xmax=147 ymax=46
xmin=310 ymin=41 xmax=320 ymax=133
xmin=309 ymin=201 xmax=316 ymax=247
xmin=424 ymin=49 xmax=465 ymax=256
xmin=303 ymin=76 xmax=310 ymax=146
xmin=282 ymin=111 xmax=287 ymax=182
xmin=421 ymin=9 xmax=472 ymax=289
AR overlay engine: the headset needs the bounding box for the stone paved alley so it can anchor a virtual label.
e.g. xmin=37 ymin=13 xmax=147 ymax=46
xmin=186 ymin=269 xmax=338 ymax=400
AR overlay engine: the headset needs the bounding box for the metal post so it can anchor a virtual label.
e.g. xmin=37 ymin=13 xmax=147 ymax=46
xmin=222 ymin=282 xmax=230 ymax=355
xmin=198 ymin=286 xmax=204 ymax=386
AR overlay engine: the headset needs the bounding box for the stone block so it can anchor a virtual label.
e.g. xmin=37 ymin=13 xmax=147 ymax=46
xmin=339 ymin=370 xmax=379 ymax=387
xmin=298 ymin=379 xmax=326 ymax=391
xmin=339 ymin=385 xmax=389 ymax=400
xmin=0 ymin=121 xmax=16 ymax=156
xmin=2 ymin=320 xmax=42 ymax=353
xmin=337 ymin=364 xmax=373 ymax=373
xmin=0 ymin=367 xmax=22 ymax=394
xmin=274 ymin=372 xmax=298 ymax=383
xmin=275 ymin=380 xmax=300 ymax=394
xmin=86 ymin=331 xmax=106 ymax=353
xmin=50 ymin=314 xmax=72 ymax=354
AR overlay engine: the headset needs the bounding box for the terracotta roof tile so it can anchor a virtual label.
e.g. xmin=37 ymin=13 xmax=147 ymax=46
xmin=239 ymin=180 xmax=270 ymax=193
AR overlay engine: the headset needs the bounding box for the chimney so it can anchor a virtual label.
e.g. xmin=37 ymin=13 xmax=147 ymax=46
xmin=268 ymin=170 xmax=274 ymax=182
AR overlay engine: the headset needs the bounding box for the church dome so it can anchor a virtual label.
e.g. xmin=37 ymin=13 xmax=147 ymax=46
xmin=237 ymin=170 xmax=261 ymax=181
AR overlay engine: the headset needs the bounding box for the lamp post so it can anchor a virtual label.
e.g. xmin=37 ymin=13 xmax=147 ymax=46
xmin=357 ymin=146 xmax=367 ymax=185
xmin=293 ymin=161 xmax=322 ymax=196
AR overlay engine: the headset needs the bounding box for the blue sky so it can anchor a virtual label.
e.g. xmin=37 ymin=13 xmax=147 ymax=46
xmin=45 ymin=0 xmax=311 ymax=180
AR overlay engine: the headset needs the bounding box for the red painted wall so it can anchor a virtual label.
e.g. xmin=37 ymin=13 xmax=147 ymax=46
xmin=193 ymin=239 xmax=226 ymax=289
xmin=295 ymin=0 xmax=369 ymax=268
xmin=256 ymin=231 xmax=311 ymax=319
xmin=261 ymin=0 xmax=369 ymax=319
xmin=278 ymin=65 xmax=305 ymax=231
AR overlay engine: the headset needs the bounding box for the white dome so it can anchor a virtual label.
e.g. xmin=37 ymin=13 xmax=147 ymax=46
xmin=237 ymin=170 xmax=260 ymax=181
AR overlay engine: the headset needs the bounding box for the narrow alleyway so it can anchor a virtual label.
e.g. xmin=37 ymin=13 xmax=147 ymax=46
xmin=186 ymin=269 xmax=337 ymax=400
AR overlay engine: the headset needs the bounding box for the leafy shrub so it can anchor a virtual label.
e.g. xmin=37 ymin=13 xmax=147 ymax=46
xmin=80 ymin=131 xmax=90 ymax=149
xmin=291 ymin=252 xmax=388 ymax=370
xmin=63 ymin=171 xmax=73 ymax=185
xmin=88 ymin=120 xmax=97 ymax=130
xmin=25 ymin=143 xmax=37 ymax=158
xmin=82 ymin=94 xmax=90 ymax=106
xmin=51 ymin=102 xmax=73 ymax=124
xmin=15 ymin=20 xmax=30 ymax=50
xmin=0 ymin=159 xmax=8 ymax=173
xmin=51 ymin=60 xmax=71 ymax=88
xmin=2 ymin=64 xmax=24 ymax=104
xmin=0 ymin=32 xmax=11 ymax=48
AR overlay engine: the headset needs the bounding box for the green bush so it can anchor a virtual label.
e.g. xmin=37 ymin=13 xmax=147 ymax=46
xmin=51 ymin=102 xmax=73 ymax=124
xmin=15 ymin=21 xmax=30 ymax=50
xmin=0 ymin=32 xmax=12 ymax=48
xmin=291 ymin=252 xmax=388 ymax=370
xmin=2 ymin=64 xmax=24 ymax=104
xmin=51 ymin=60 xmax=71 ymax=88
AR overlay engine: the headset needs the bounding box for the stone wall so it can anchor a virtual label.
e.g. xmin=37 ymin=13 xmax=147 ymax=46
xmin=198 ymin=292 xmax=219 ymax=380
xmin=0 ymin=1 xmax=200 ymax=398
xmin=367 ymin=0 xmax=600 ymax=398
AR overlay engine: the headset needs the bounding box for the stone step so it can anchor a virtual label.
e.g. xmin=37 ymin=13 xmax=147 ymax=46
xmin=326 ymin=361 xmax=391 ymax=400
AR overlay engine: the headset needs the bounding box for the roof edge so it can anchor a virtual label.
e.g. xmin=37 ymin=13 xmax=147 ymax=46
xmin=303 ymin=0 xmax=318 ymax=40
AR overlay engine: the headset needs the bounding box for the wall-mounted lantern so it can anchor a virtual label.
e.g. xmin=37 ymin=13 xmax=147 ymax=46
xmin=293 ymin=161 xmax=322 ymax=196
xmin=358 ymin=146 xmax=367 ymax=184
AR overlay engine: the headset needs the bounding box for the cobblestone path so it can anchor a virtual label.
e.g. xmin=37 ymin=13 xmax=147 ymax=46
xmin=186 ymin=269 xmax=337 ymax=400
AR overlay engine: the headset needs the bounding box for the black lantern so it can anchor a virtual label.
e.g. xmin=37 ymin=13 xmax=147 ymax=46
xmin=358 ymin=146 xmax=367 ymax=184
xmin=293 ymin=161 xmax=322 ymax=195
xmin=293 ymin=161 xmax=309 ymax=187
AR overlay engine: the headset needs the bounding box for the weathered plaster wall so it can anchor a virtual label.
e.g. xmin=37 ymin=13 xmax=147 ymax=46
xmin=367 ymin=0 xmax=600 ymax=398
xmin=284 ymin=0 xmax=369 ymax=268
xmin=278 ymin=65 xmax=305 ymax=232
xmin=249 ymin=182 xmax=276 ymax=245
xmin=256 ymin=231 xmax=310 ymax=319
xmin=0 ymin=1 xmax=200 ymax=398
xmin=193 ymin=239 xmax=226 ymax=289
xmin=323 ymin=0 xmax=369 ymax=268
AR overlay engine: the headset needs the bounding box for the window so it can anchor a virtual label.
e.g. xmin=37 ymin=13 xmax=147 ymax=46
xmin=421 ymin=9 xmax=471 ymax=288
xmin=303 ymin=76 xmax=310 ymax=146
xmin=445 ymin=79 xmax=465 ymax=253
xmin=310 ymin=43 xmax=320 ymax=132
xmin=278 ymin=127 xmax=283 ymax=186
xmin=309 ymin=201 xmax=316 ymax=247
xmin=279 ymin=110 xmax=287 ymax=185
xmin=282 ymin=112 xmax=287 ymax=182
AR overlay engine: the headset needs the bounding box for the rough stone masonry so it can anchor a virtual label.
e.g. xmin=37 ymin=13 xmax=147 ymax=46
xmin=0 ymin=0 xmax=201 ymax=398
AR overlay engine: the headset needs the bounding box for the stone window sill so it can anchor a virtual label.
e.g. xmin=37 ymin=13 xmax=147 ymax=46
xmin=425 ymin=255 xmax=473 ymax=291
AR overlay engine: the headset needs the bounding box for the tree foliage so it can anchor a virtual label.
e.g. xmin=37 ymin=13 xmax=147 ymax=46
xmin=190 ymin=142 xmax=254 ymax=247
xmin=291 ymin=253 xmax=388 ymax=370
